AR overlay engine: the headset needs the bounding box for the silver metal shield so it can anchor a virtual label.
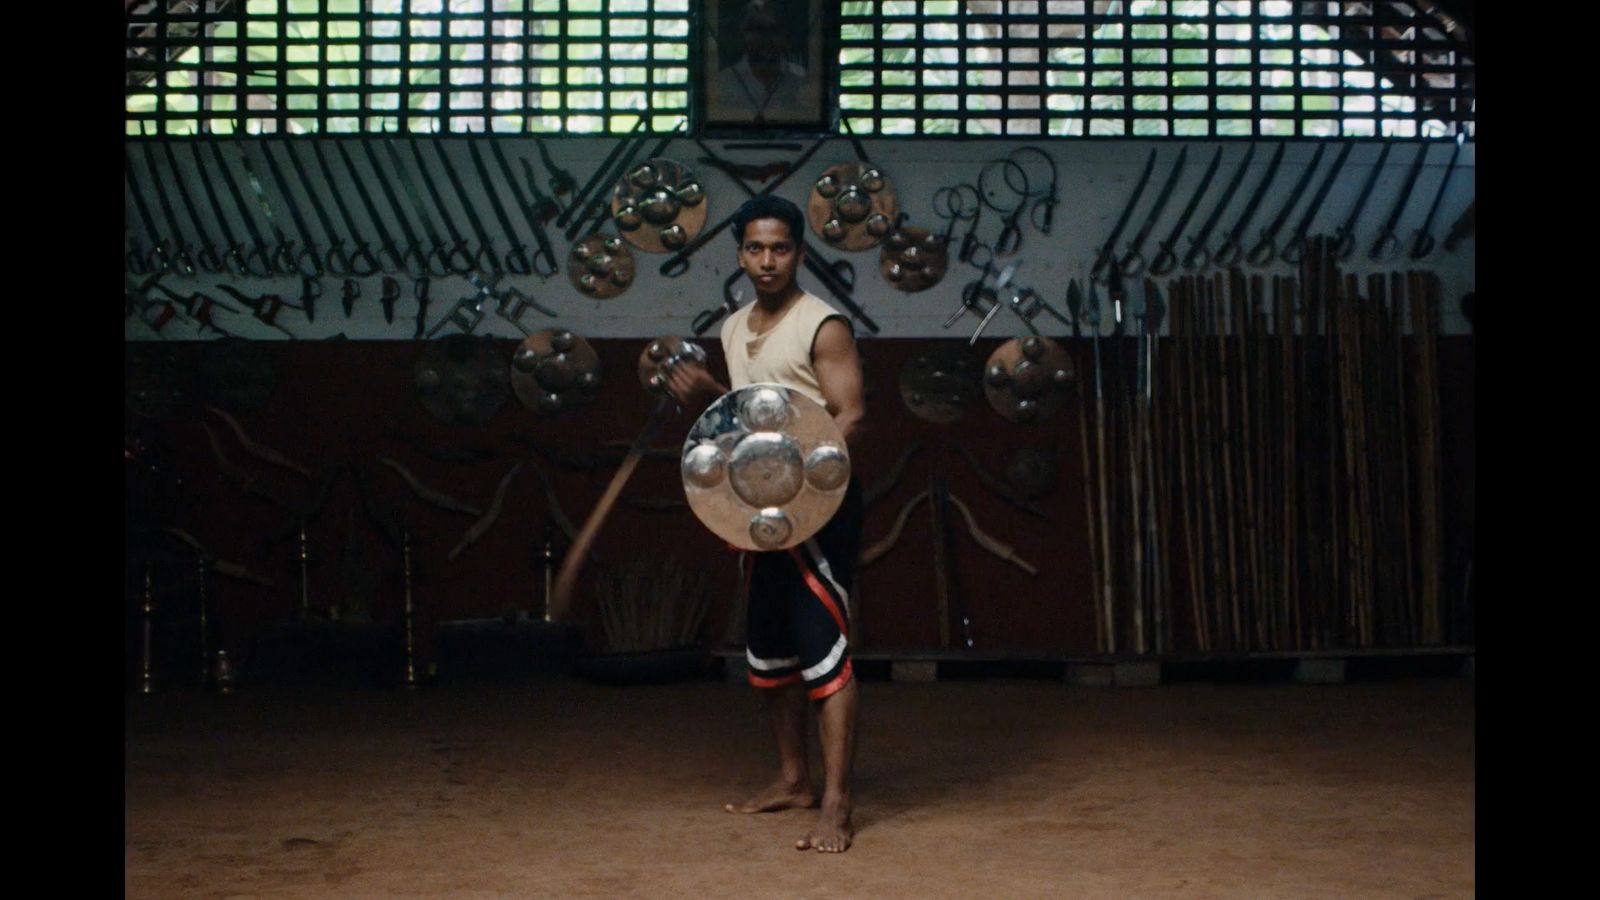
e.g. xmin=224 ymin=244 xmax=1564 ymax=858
xmin=682 ymin=383 xmax=850 ymax=551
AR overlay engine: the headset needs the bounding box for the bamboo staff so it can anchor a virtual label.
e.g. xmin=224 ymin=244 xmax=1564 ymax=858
xmin=1317 ymin=240 xmax=1341 ymax=649
xmin=1173 ymin=278 xmax=1207 ymax=651
xmin=1211 ymin=272 xmax=1240 ymax=648
xmin=1232 ymin=272 xmax=1262 ymax=649
xmin=1247 ymin=275 xmax=1273 ymax=650
xmin=1195 ymin=276 xmax=1225 ymax=649
xmin=1296 ymin=249 xmax=1319 ymax=649
xmin=1335 ymin=283 xmax=1362 ymax=645
xmin=1360 ymin=284 xmax=1383 ymax=646
xmin=1107 ymin=299 xmax=1131 ymax=654
xmin=1147 ymin=284 xmax=1170 ymax=655
xmin=1091 ymin=291 xmax=1116 ymax=654
xmin=1414 ymin=272 xmax=1444 ymax=643
xmin=928 ymin=467 xmax=951 ymax=649
xmin=1276 ymin=275 xmax=1300 ymax=650
xmin=1128 ymin=292 xmax=1148 ymax=655
xmin=1075 ymin=336 xmax=1106 ymax=653
xmin=1369 ymin=273 xmax=1399 ymax=644
xmin=1388 ymin=272 xmax=1416 ymax=644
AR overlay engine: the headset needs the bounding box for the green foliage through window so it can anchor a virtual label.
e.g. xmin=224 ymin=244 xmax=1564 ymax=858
xmin=837 ymin=0 xmax=1473 ymax=139
xmin=126 ymin=0 xmax=690 ymax=136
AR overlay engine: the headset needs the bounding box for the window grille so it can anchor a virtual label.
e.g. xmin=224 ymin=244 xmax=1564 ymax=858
xmin=127 ymin=1 xmax=1472 ymax=140
xmin=125 ymin=0 xmax=691 ymax=136
xmin=837 ymin=0 xmax=1474 ymax=139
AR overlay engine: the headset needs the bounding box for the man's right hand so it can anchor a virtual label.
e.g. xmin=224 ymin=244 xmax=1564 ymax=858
xmin=663 ymin=360 xmax=727 ymax=411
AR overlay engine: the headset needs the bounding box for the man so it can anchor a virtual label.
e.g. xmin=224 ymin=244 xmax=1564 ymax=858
xmin=665 ymin=195 xmax=865 ymax=853
xmin=710 ymin=0 xmax=818 ymax=125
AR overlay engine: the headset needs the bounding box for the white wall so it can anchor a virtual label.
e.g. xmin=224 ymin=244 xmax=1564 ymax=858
xmin=124 ymin=136 xmax=1475 ymax=342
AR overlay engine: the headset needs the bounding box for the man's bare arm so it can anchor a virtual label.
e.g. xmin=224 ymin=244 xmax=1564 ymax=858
xmin=812 ymin=318 xmax=866 ymax=452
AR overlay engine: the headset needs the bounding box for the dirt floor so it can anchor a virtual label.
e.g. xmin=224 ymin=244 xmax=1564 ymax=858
xmin=124 ymin=675 xmax=1474 ymax=899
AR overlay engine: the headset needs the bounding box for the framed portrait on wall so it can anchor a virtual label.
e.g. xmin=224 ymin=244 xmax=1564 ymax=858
xmin=699 ymin=0 xmax=833 ymax=133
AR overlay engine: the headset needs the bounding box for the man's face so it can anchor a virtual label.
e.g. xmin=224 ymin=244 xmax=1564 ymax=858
xmin=742 ymin=6 xmax=785 ymax=62
xmin=737 ymin=217 xmax=802 ymax=297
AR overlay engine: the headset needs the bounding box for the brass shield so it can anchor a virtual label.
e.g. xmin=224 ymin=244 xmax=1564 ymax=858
xmin=879 ymin=225 xmax=950 ymax=293
xmin=637 ymin=335 xmax=709 ymax=395
xmin=610 ymin=158 xmax=708 ymax=254
xmin=682 ymin=384 xmax=850 ymax=551
xmin=983 ymin=336 xmax=1076 ymax=424
xmin=414 ymin=334 xmax=511 ymax=427
xmin=898 ymin=343 xmax=981 ymax=423
xmin=510 ymin=329 xmax=602 ymax=417
xmin=807 ymin=162 xmax=898 ymax=252
xmin=567 ymin=234 xmax=636 ymax=299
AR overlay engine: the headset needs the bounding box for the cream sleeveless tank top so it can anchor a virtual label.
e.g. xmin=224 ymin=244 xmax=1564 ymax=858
xmin=720 ymin=291 xmax=849 ymax=407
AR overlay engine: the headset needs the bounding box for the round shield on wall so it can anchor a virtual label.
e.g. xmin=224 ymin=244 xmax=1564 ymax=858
xmin=414 ymin=334 xmax=511 ymax=427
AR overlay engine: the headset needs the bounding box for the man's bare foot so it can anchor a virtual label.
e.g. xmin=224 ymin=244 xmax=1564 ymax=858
xmin=724 ymin=780 xmax=816 ymax=814
xmin=795 ymin=800 xmax=852 ymax=853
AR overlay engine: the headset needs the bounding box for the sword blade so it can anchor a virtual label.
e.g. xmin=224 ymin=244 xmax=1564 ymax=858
xmin=1161 ymin=145 xmax=1223 ymax=247
xmin=1090 ymin=148 xmax=1157 ymax=280
xmin=432 ymin=139 xmax=498 ymax=249
xmin=307 ymin=140 xmax=376 ymax=242
xmin=160 ymin=140 xmax=222 ymax=256
xmin=405 ymin=137 xmax=469 ymax=245
xmin=378 ymin=139 xmax=443 ymax=246
xmin=188 ymin=141 xmax=249 ymax=272
xmin=271 ymin=140 xmax=340 ymax=244
xmin=1221 ymin=142 xmax=1285 ymax=243
xmin=465 ymin=140 xmax=522 ymax=243
xmin=1338 ymin=141 xmax=1391 ymax=235
xmin=1124 ymin=146 xmax=1190 ymax=253
xmin=1378 ymin=142 xmax=1429 ymax=235
xmin=1183 ymin=142 xmax=1256 ymax=267
xmin=124 ymin=149 xmax=164 ymax=246
xmin=139 ymin=142 xmax=189 ymax=247
xmin=1288 ymin=142 xmax=1352 ymax=244
xmin=342 ymin=139 xmax=417 ymax=249
xmin=1259 ymin=142 xmax=1328 ymax=240
xmin=203 ymin=138 xmax=270 ymax=250
xmin=1415 ymin=138 xmax=1463 ymax=236
xmin=253 ymin=141 xmax=320 ymax=247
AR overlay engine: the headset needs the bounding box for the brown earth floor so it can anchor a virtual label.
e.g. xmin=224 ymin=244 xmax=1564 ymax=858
xmin=125 ymin=676 xmax=1473 ymax=899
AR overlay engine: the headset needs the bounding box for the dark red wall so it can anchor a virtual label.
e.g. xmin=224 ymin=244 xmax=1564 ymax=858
xmin=125 ymin=336 xmax=1473 ymax=666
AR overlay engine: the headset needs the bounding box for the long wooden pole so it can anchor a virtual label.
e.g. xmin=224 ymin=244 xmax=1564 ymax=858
xmin=1092 ymin=308 xmax=1116 ymax=654
xmin=549 ymin=397 xmax=675 ymax=622
xmin=1176 ymin=279 xmax=1207 ymax=651
xmin=1076 ymin=337 xmax=1106 ymax=653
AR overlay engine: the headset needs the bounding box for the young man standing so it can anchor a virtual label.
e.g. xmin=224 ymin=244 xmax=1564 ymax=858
xmin=665 ymin=195 xmax=865 ymax=853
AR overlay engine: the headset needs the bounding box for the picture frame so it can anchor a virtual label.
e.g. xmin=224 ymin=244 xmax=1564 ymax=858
xmin=697 ymin=0 xmax=833 ymax=134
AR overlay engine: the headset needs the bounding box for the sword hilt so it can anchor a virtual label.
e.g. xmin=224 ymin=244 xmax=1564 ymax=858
xmin=346 ymin=242 xmax=380 ymax=278
xmin=1407 ymin=229 xmax=1436 ymax=260
xmin=1180 ymin=236 xmax=1210 ymax=271
xmin=1367 ymin=230 xmax=1401 ymax=263
xmin=1245 ymin=232 xmax=1277 ymax=267
xmin=1148 ymin=242 xmax=1178 ymax=277
xmin=294 ymin=242 xmax=325 ymax=278
xmin=1279 ymin=235 xmax=1308 ymax=265
xmin=324 ymin=239 xmax=353 ymax=277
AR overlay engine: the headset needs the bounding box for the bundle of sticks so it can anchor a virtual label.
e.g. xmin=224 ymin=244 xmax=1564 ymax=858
xmin=593 ymin=555 xmax=711 ymax=654
xmin=1080 ymin=237 xmax=1449 ymax=654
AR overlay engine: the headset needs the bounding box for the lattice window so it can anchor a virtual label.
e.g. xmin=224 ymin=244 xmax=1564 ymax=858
xmin=837 ymin=0 xmax=1474 ymax=138
xmin=125 ymin=0 xmax=691 ymax=136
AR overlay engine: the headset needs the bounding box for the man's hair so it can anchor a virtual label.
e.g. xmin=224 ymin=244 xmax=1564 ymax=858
xmin=731 ymin=195 xmax=805 ymax=245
